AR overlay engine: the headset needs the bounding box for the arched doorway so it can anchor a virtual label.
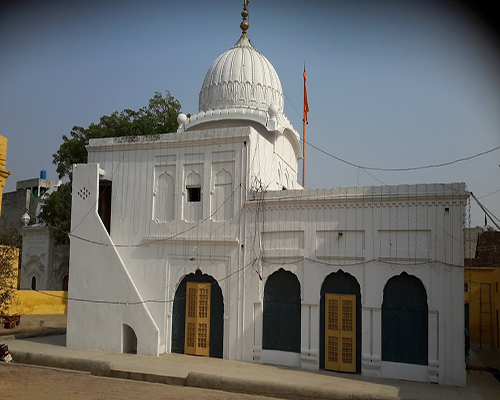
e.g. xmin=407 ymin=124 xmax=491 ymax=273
xmin=320 ymin=270 xmax=361 ymax=373
xmin=262 ymin=268 xmax=301 ymax=353
xmin=382 ymin=272 xmax=428 ymax=365
xmin=122 ymin=324 xmax=137 ymax=354
xmin=31 ymin=276 xmax=36 ymax=290
xmin=171 ymin=269 xmax=224 ymax=358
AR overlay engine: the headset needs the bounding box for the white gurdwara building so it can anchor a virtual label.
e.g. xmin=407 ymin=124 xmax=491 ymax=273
xmin=67 ymin=6 xmax=467 ymax=386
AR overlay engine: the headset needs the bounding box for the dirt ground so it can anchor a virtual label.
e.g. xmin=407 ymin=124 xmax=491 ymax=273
xmin=0 ymin=363 xmax=272 ymax=400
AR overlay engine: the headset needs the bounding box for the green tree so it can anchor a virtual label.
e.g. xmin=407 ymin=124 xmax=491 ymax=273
xmin=37 ymin=183 xmax=72 ymax=245
xmin=53 ymin=91 xmax=181 ymax=180
xmin=39 ymin=91 xmax=182 ymax=243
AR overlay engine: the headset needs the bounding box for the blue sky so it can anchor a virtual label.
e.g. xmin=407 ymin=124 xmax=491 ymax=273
xmin=1 ymin=0 xmax=499 ymax=227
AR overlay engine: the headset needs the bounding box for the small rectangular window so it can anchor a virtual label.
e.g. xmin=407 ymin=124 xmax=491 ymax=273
xmin=464 ymin=283 xmax=468 ymax=292
xmin=187 ymin=186 xmax=201 ymax=202
xmin=496 ymin=282 xmax=499 ymax=293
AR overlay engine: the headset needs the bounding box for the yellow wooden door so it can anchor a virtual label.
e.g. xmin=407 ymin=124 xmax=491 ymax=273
xmin=325 ymin=294 xmax=356 ymax=372
xmin=185 ymin=282 xmax=211 ymax=356
xmin=325 ymin=294 xmax=340 ymax=371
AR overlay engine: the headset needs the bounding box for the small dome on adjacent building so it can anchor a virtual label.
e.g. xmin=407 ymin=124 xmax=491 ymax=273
xmin=198 ymin=34 xmax=284 ymax=114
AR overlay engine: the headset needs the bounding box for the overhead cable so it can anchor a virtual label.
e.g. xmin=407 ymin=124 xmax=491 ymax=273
xmin=478 ymin=187 xmax=500 ymax=199
xmin=305 ymin=141 xmax=500 ymax=172
xmin=470 ymin=192 xmax=500 ymax=230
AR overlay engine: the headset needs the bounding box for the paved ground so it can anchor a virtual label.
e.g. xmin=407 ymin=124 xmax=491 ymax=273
xmin=0 ymin=363 xmax=272 ymax=400
xmin=3 ymin=334 xmax=500 ymax=400
xmin=470 ymin=343 xmax=500 ymax=370
xmin=1 ymin=315 xmax=500 ymax=399
xmin=468 ymin=343 xmax=500 ymax=384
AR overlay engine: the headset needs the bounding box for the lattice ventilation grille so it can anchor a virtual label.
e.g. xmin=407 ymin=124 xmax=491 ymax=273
xmin=328 ymin=298 xmax=339 ymax=331
xmin=77 ymin=187 xmax=91 ymax=200
xmin=342 ymin=300 xmax=353 ymax=332
xmin=342 ymin=337 xmax=353 ymax=364
xmin=198 ymin=323 xmax=208 ymax=348
xmin=198 ymin=288 xmax=208 ymax=318
xmin=187 ymin=288 xmax=196 ymax=318
xmin=327 ymin=336 xmax=339 ymax=363
xmin=186 ymin=323 xmax=195 ymax=348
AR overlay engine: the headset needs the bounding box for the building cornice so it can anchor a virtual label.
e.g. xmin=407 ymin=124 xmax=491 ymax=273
xmin=245 ymin=184 xmax=469 ymax=209
xmin=143 ymin=236 xmax=239 ymax=246
xmin=87 ymin=127 xmax=252 ymax=153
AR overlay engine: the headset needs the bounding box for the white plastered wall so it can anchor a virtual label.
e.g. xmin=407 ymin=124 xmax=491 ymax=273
xmin=67 ymin=163 xmax=160 ymax=355
xmin=242 ymin=184 xmax=467 ymax=386
xmin=69 ymin=129 xmax=250 ymax=356
xmin=68 ymin=128 xmax=466 ymax=386
xmin=247 ymin=127 xmax=300 ymax=191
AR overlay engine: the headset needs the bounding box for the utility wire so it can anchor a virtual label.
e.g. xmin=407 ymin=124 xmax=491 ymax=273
xmin=478 ymin=187 xmax=500 ymax=199
xmin=470 ymin=192 xmax=500 ymax=230
xmin=305 ymin=141 xmax=500 ymax=172
xmin=33 ymin=254 xmax=468 ymax=307
xmin=34 ymin=258 xmax=258 ymax=305
xmin=282 ymin=88 xmax=499 ymax=173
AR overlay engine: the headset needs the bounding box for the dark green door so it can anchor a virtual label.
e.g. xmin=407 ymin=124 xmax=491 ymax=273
xmin=263 ymin=268 xmax=301 ymax=353
xmin=382 ymin=272 xmax=428 ymax=365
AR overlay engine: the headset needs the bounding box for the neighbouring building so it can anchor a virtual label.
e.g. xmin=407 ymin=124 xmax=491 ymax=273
xmin=0 ymin=135 xmax=20 ymax=314
xmin=494 ymin=267 xmax=500 ymax=350
xmin=1 ymin=172 xmax=67 ymax=291
xmin=1 ymin=172 xmax=59 ymax=230
xmin=464 ymin=227 xmax=484 ymax=259
xmin=67 ymin=5 xmax=468 ymax=386
xmin=19 ymin=224 xmax=69 ymax=292
xmin=464 ymin=230 xmax=500 ymax=349
xmin=0 ymin=135 xmax=11 ymax=208
xmin=19 ymin=184 xmax=69 ymax=291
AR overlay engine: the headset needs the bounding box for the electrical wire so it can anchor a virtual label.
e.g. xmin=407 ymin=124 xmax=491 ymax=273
xmin=305 ymin=141 xmax=500 ymax=172
xmin=470 ymin=192 xmax=500 ymax=229
xmin=32 ymin=252 xmax=469 ymax=307
xmin=33 ymin=258 xmax=258 ymax=305
xmin=478 ymin=187 xmax=500 ymax=199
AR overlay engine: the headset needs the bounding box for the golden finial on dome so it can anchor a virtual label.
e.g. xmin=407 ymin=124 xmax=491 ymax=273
xmin=240 ymin=0 xmax=249 ymax=35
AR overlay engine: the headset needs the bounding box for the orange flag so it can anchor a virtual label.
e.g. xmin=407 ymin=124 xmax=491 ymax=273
xmin=303 ymin=67 xmax=309 ymax=122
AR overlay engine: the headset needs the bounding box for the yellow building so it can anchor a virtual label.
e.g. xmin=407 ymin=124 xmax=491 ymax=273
xmin=0 ymin=135 xmax=11 ymax=212
xmin=0 ymin=135 xmax=68 ymax=316
xmin=493 ymin=268 xmax=500 ymax=349
xmin=464 ymin=231 xmax=500 ymax=348
xmin=0 ymin=135 xmax=18 ymax=316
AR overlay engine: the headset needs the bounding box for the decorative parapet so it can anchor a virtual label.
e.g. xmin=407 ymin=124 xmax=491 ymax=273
xmin=176 ymin=106 xmax=301 ymax=158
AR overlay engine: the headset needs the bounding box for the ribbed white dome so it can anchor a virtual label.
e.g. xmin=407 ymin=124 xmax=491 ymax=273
xmin=199 ymin=35 xmax=284 ymax=114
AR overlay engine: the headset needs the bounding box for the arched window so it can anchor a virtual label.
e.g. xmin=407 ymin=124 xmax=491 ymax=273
xmin=213 ymin=169 xmax=233 ymax=221
xmin=263 ymin=269 xmax=301 ymax=353
xmin=31 ymin=276 xmax=36 ymax=290
xmin=155 ymin=172 xmax=175 ymax=221
xmin=185 ymin=172 xmax=202 ymax=222
xmin=382 ymin=272 xmax=428 ymax=365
